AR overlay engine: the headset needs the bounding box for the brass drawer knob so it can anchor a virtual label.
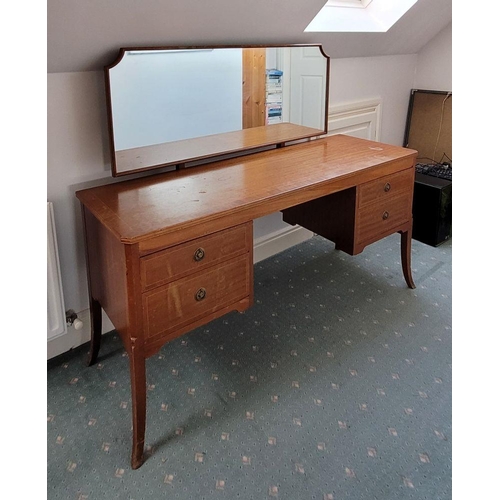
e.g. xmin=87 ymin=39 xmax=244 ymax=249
xmin=382 ymin=211 xmax=389 ymax=220
xmin=193 ymin=247 xmax=205 ymax=262
xmin=195 ymin=287 xmax=207 ymax=301
xmin=384 ymin=182 xmax=391 ymax=192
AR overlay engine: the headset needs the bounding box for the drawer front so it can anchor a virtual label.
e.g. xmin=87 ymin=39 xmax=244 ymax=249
xmin=358 ymin=168 xmax=414 ymax=208
xmin=141 ymin=223 xmax=250 ymax=291
xmin=143 ymin=253 xmax=250 ymax=340
xmin=357 ymin=193 xmax=412 ymax=245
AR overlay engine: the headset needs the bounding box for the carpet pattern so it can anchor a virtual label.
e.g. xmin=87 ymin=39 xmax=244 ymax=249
xmin=47 ymin=234 xmax=452 ymax=499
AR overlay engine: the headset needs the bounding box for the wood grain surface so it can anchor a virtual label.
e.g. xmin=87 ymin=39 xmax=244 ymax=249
xmin=77 ymin=134 xmax=417 ymax=246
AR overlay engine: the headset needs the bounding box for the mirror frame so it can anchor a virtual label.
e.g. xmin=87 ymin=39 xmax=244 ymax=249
xmin=104 ymin=44 xmax=330 ymax=177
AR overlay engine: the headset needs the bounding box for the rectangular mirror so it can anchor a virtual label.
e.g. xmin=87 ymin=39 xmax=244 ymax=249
xmin=105 ymin=44 xmax=330 ymax=176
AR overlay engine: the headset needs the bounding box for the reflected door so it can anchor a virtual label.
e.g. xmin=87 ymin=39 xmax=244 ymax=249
xmin=290 ymin=47 xmax=328 ymax=130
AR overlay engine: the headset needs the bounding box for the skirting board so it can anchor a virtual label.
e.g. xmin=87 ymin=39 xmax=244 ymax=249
xmin=47 ymin=224 xmax=313 ymax=360
xmin=253 ymin=224 xmax=313 ymax=263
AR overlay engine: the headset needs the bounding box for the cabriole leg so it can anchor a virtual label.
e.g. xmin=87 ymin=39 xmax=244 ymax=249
xmin=400 ymin=226 xmax=416 ymax=289
xmin=130 ymin=342 xmax=147 ymax=469
xmin=86 ymin=297 xmax=102 ymax=366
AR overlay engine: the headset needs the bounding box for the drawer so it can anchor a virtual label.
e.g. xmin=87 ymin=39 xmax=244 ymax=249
xmin=140 ymin=223 xmax=251 ymax=291
xmin=143 ymin=253 xmax=251 ymax=340
xmin=358 ymin=168 xmax=414 ymax=208
xmin=357 ymin=193 xmax=412 ymax=245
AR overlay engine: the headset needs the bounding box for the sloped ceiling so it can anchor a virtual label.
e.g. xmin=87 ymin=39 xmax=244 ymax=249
xmin=47 ymin=0 xmax=452 ymax=74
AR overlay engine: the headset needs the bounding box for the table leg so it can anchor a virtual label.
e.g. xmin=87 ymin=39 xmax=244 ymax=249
xmin=130 ymin=341 xmax=147 ymax=469
xmin=400 ymin=227 xmax=416 ymax=289
xmin=86 ymin=297 xmax=102 ymax=366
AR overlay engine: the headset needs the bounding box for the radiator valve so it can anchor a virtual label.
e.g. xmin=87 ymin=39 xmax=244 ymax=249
xmin=66 ymin=309 xmax=84 ymax=330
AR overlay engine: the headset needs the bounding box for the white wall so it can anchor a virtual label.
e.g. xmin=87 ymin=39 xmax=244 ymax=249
xmin=414 ymin=22 xmax=452 ymax=91
xmin=329 ymin=55 xmax=418 ymax=146
xmin=48 ymin=71 xmax=110 ymax=317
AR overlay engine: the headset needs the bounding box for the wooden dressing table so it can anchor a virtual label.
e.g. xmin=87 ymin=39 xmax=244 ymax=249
xmin=76 ymin=133 xmax=417 ymax=469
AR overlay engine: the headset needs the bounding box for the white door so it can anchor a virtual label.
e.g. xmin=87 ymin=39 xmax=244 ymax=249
xmin=289 ymin=47 xmax=328 ymax=130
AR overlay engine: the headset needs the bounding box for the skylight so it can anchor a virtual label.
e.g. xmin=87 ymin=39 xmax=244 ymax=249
xmin=328 ymin=0 xmax=374 ymax=8
xmin=305 ymin=0 xmax=419 ymax=33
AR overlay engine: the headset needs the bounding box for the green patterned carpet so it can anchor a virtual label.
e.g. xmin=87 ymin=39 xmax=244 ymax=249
xmin=47 ymin=234 xmax=452 ymax=499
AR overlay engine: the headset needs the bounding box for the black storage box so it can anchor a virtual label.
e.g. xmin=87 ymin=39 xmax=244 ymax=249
xmin=412 ymin=172 xmax=452 ymax=246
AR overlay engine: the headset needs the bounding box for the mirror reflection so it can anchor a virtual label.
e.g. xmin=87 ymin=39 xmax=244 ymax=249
xmin=106 ymin=45 xmax=329 ymax=176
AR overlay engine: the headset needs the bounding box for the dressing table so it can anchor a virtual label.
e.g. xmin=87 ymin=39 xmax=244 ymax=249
xmin=76 ymin=45 xmax=417 ymax=469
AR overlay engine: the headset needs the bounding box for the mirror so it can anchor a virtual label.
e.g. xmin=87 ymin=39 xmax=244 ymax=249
xmin=105 ymin=45 xmax=330 ymax=176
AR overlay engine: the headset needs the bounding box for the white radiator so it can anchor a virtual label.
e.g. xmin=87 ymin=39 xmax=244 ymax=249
xmin=47 ymin=202 xmax=67 ymax=340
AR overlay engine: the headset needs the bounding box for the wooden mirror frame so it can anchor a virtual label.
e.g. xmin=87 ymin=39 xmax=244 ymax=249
xmin=105 ymin=44 xmax=330 ymax=177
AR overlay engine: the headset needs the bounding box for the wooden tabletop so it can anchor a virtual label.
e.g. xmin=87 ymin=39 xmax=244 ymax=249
xmin=77 ymin=134 xmax=417 ymax=244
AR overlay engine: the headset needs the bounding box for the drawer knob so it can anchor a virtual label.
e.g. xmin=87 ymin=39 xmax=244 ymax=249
xmin=382 ymin=211 xmax=389 ymax=220
xmin=384 ymin=182 xmax=391 ymax=192
xmin=194 ymin=247 xmax=205 ymax=262
xmin=195 ymin=287 xmax=207 ymax=301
